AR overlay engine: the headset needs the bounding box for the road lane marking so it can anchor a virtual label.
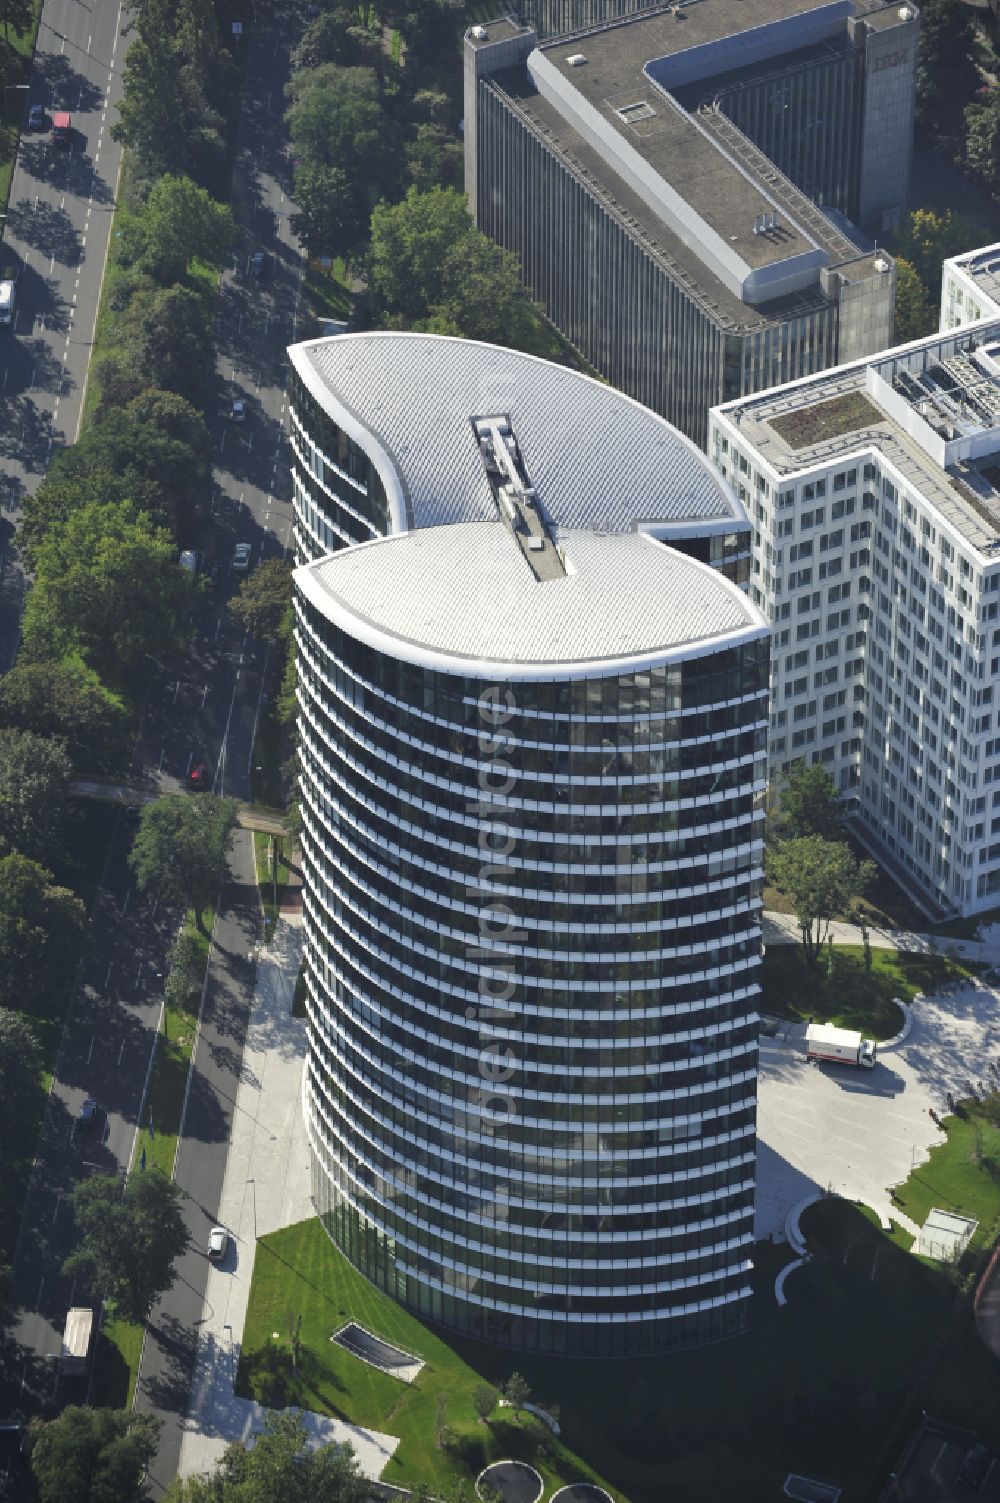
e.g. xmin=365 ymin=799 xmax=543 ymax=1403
xmin=52 ymin=1194 xmax=61 ymax=1224
xmin=37 ymin=1276 xmax=44 ymax=1306
xmin=118 ymin=1039 xmax=126 ymax=1065
xmin=87 ymin=1035 xmax=95 ymax=1063
xmin=105 ymin=961 xmax=113 ymax=987
xmin=121 ymin=887 xmax=130 ymax=917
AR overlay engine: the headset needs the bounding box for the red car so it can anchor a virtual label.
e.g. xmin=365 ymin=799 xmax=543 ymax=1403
xmin=189 ymin=763 xmax=209 ymax=789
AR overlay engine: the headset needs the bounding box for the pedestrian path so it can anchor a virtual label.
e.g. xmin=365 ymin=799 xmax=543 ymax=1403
xmin=175 ymin=916 xmax=399 ymax=1483
xmin=762 ymin=910 xmax=1000 ymax=965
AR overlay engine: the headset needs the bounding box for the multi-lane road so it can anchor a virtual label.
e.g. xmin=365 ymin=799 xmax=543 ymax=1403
xmin=0 ymin=0 xmax=128 ymax=671
xmin=2 ymin=1 xmax=308 ymax=1487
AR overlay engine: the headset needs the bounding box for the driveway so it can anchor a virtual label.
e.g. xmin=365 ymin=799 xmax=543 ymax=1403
xmin=756 ymin=976 xmax=1000 ymax=1240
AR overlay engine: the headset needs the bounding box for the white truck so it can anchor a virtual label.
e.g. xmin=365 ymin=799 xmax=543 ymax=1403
xmin=0 ymin=278 xmax=16 ymax=328
xmin=60 ymin=1307 xmax=94 ymax=1376
xmin=805 ymin=1023 xmax=877 ymax=1069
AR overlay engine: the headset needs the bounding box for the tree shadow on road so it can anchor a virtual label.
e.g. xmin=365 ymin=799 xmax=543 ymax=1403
xmin=140 ymin=1311 xmax=198 ymax=1414
xmin=0 ymin=395 xmax=60 ymax=472
xmin=6 ymin=198 xmax=84 ymax=266
xmin=34 ymin=52 xmax=106 ymax=116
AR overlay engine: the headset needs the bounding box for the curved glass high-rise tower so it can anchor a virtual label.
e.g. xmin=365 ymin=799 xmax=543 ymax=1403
xmin=289 ymin=333 xmax=770 ymax=1356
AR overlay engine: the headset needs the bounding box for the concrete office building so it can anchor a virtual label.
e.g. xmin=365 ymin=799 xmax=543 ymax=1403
xmin=465 ymin=0 xmax=917 ymax=445
xmin=709 ymin=323 xmax=1000 ymax=919
xmin=288 ymin=332 xmax=771 ymax=1354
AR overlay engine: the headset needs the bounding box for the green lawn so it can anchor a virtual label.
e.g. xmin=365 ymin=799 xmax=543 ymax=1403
xmin=253 ymin=830 xmax=292 ymax=941
xmin=0 ymin=0 xmax=43 ymax=210
xmin=305 ymin=260 xmax=353 ymax=323
xmin=890 ymin=1096 xmax=1000 ymax=1246
xmin=90 ymin=905 xmax=214 ymax=1408
xmin=760 ymin=942 xmax=980 ymax=1038
xmin=237 ymin=1221 xmax=617 ymax=1500
xmin=235 ymin=1205 xmax=1000 ymax=1503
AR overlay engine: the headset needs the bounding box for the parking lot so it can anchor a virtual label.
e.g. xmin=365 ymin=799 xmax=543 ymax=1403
xmin=755 ymin=978 xmax=1000 ymax=1240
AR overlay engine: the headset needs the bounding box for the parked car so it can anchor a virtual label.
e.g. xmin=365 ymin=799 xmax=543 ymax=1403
xmin=189 ymin=763 xmax=209 ymax=790
xmin=27 ymin=103 xmax=47 ymax=130
xmin=232 ymin=542 xmax=252 ymax=573
xmin=205 ymin=557 xmax=222 ymax=587
xmin=78 ymin=1098 xmax=99 ymax=1129
xmin=207 ymin=1227 xmax=229 ymax=1262
xmin=248 ymin=251 xmax=267 ymax=278
xmin=51 ymin=111 xmax=72 ymax=147
xmin=230 ymin=398 xmax=246 ymax=423
xmin=179 ymin=549 xmax=201 ymax=577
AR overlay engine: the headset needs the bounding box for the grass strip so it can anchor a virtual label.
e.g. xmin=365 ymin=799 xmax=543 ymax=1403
xmin=89 ymin=905 xmax=214 ymax=1408
xmin=253 ymin=830 xmax=292 ymax=941
xmin=0 ymin=0 xmax=43 ymax=211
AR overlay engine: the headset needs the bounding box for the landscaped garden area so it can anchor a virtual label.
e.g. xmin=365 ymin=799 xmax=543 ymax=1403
xmin=760 ymin=941 xmax=981 ymax=1038
xmin=236 ymin=1124 xmax=1000 ymax=1503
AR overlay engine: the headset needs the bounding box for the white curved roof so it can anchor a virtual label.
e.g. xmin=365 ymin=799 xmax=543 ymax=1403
xmin=295 ymin=524 xmax=766 ymax=680
xmin=289 ymin=332 xmax=743 ymax=535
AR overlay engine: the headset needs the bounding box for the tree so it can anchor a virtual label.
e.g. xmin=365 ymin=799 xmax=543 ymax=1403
xmin=0 ymin=0 xmax=33 ymax=46
xmin=0 ymin=853 xmax=85 ymax=1013
xmin=76 ymin=394 xmax=213 ymax=532
xmin=125 ymin=174 xmax=234 ymax=284
xmin=127 ymin=282 xmax=216 ymax=405
xmin=0 ymin=729 xmax=74 ymax=865
xmin=31 ymin=1407 xmax=160 ymax=1503
xmin=892 ymin=209 xmax=979 ymax=308
xmin=0 ymin=1008 xmax=41 ymax=1148
xmin=369 ymin=187 xmax=540 ymax=347
xmin=914 ymin=0 xmax=979 ymax=146
xmin=292 ymin=7 xmax=385 ymax=72
xmin=228 ymin=559 xmax=293 ymax=645
xmin=287 ymin=65 xmax=401 ymax=257
xmin=777 ymin=760 xmax=842 ymax=841
xmin=893 ymin=256 xmax=934 ymax=343
xmin=405 ymin=123 xmax=463 ymax=191
xmin=129 ymin=795 xmax=237 ymax=934
xmin=472 ymin=1381 xmax=499 ymax=1424
xmin=63 ymin=1169 xmax=189 ymax=1323
xmin=766 ymin=836 xmax=875 ymax=967
xmin=164 ymin=1410 xmax=369 ymax=1502
xmin=20 ymin=500 xmax=193 ymax=683
xmin=504 ymin=1370 xmax=531 ymax=1418
xmin=965 ymin=87 xmax=1000 ymax=196
xmin=291 ymin=160 xmax=371 ymax=263
xmin=0 ymin=656 xmax=130 ymax=772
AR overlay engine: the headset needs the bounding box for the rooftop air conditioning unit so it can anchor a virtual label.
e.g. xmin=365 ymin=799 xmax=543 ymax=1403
xmin=471 ymin=24 xmax=487 ymax=39
xmin=566 ymin=53 xmax=587 ymax=66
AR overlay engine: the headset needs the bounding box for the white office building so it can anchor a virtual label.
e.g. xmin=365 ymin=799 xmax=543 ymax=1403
xmin=288 ymin=332 xmax=771 ymax=1354
xmin=940 ymin=243 xmax=1000 ymax=332
xmin=710 ymin=322 xmax=1000 ymax=918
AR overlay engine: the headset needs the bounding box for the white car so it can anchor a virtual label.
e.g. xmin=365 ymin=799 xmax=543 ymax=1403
xmin=232 ymin=543 xmax=252 ymax=573
xmin=207 ymin=1226 xmax=229 ymax=1262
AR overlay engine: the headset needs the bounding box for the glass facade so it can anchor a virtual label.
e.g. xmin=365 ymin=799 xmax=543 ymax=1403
xmin=296 ymin=578 xmax=770 ymax=1355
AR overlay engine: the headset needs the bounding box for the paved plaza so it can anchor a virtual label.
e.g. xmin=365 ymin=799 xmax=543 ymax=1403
xmin=175 ymin=915 xmax=400 ymax=1483
xmin=756 ymin=974 xmax=1000 ymax=1240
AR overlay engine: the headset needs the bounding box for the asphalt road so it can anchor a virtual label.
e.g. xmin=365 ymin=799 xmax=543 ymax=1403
xmin=7 ymin=810 xmax=177 ymax=1408
xmin=3 ymin=3 xmax=306 ymax=1481
xmin=0 ymin=0 xmax=127 ymax=672
xmin=133 ymin=830 xmax=259 ymax=1492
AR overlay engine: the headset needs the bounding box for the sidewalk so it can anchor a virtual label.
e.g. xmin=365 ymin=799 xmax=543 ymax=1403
xmin=175 ymin=914 xmax=399 ymax=1483
xmin=762 ymin=909 xmax=1000 ymax=965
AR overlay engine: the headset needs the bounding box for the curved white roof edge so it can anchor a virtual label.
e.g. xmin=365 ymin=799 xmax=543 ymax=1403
xmin=288 ymin=338 xmax=410 ymax=534
xmin=295 ymin=529 xmax=769 ymax=682
xmin=288 ymin=330 xmax=742 ymax=532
